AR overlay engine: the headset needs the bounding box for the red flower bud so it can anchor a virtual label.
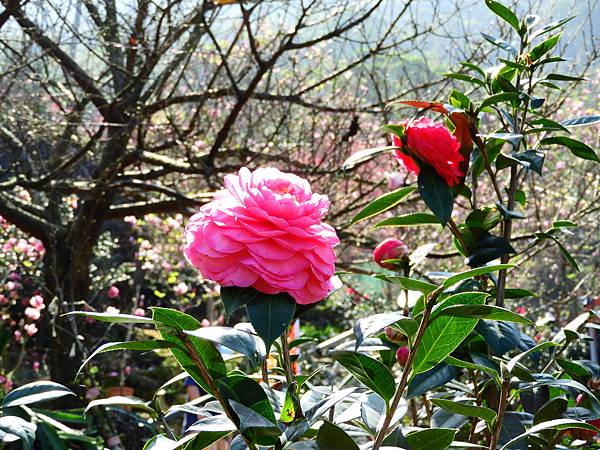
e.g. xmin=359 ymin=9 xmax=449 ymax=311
xmin=396 ymin=346 xmax=409 ymax=366
xmin=385 ymin=327 xmax=406 ymax=344
xmin=373 ymin=238 xmax=409 ymax=270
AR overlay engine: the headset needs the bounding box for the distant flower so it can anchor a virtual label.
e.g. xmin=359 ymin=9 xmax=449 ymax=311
xmin=24 ymin=323 xmax=38 ymax=336
xmin=385 ymin=171 xmax=404 ymax=190
xmin=184 ymin=167 xmax=339 ymax=305
xmin=556 ymin=160 xmax=566 ymax=170
xmin=133 ymin=308 xmax=145 ymax=317
xmin=25 ymin=307 xmax=41 ymax=321
xmin=392 ymin=117 xmax=464 ymax=187
xmin=515 ymin=306 xmax=526 ymax=315
xmin=173 ymin=282 xmax=189 ymax=296
xmin=14 ymin=330 xmax=22 ymax=342
xmin=105 ymin=306 xmax=120 ymax=315
xmin=107 ymin=286 xmax=120 ymax=299
xmin=373 ymin=238 xmax=409 ymax=270
xmin=29 ymin=295 xmax=45 ymax=310
xmin=32 ymin=361 xmax=40 ymax=372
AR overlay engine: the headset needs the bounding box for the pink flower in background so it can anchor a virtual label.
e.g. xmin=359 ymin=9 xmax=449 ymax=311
xmin=201 ymin=318 xmax=211 ymax=327
xmin=392 ymin=117 xmax=464 ymax=187
xmin=107 ymin=286 xmax=120 ymax=299
xmin=0 ymin=295 xmax=7 ymax=305
xmin=173 ymin=282 xmax=189 ymax=295
xmin=32 ymin=361 xmax=40 ymax=372
xmin=556 ymin=160 xmax=566 ymax=170
xmin=105 ymin=306 xmax=120 ymax=315
xmin=24 ymin=307 xmax=41 ymax=321
xmin=184 ymin=167 xmax=339 ymax=305
xmin=14 ymin=330 xmax=22 ymax=342
xmin=29 ymin=295 xmax=45 ymax=310
xmin=133 ymin=308 xmax=146 ymax=317
xmin=24 ymin=323 xmax=38 ymax=336
xmin=373 ymin=238 xmax=409 ymax=270
xmin=385 ymin=171 xmax=404 ymax=190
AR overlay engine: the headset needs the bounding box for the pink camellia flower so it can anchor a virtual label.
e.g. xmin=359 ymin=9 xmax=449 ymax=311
xmin=32 ymin=361 xmax=40 ymax=372
xmin=14 ymin=330 xmax=22 ymax=342
xmin=396 ymin=346 xmax=409 ymax=366
xmin=29 ymin=295 xmax=45 ymax=310
xmin=105 ymin=306 xmax=120 ymax=315
xmin=392 ymin=117 xmax=464 ymax=187
xmin=373 ymin=238 xmax=409 ymax=270
xmin=24 ymin=307 xmax=41 ymax=321
xmin=184 ymin=167 xmax=339 ymax=305
xmin=133 ymin=308 xmax=145 ymax=317
xmin=107 ymin=286 xmax=120 ymax=299
xmin=24 ymin=323 xmax=38 ymax=336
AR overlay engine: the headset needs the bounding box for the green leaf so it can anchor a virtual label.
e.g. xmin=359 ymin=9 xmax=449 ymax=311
xmin=2 ymin=381 xmax=74 ymax=408
xmin=444 ymin=355 xmax=500 ymax=378
xmin=545 ymin=73 xmax=586 ymax=82
xmin=385 ymin=276 xmax=438 ymax=293
xmin=186 ymin=415 xmax=236 ymax=447
xmin=535 ymin=232 xmax=580 ymax=271
xmin=534 ymin=397 xmax=568 ymax=425
xmin=500 ymin=419 xmax=599 ymax=450
xmin=220 ymin=287 xmax=259 ymax=320
xmin=406 ymin=428 xmax=456 ymax=450
xmin=317 ymin=421 xmax=360 ymax=450
xmin=184 ymin=326 xmax=266 ymax=367
xmin=152 ymin=307 xmax=226 ymax=395
xmin=381 ymin=124 xmax=405 ymax=138
xmin=351 ymin=186 xmax=416 ymax=224
xmin=466 ymin=234 xmax=516 ymax=268
xmin=280 ymin=384 xmax=301 ymax=424
xmin=436 ymin=305 xmax=534 ymax=326
xmin=506 ymin=341 xmax=559 ymax=374
xmin=407 ymin=363 xmax=459 ymax=398
xmin=481 ymin=33 xmax=518 ymax=56
xmin=443 ymin=264 xmax=514 ymax=287
xmin=331 ymin=350 xmax=396 ymax=403
xmin=488 ymin=288 xmax=537 ymax=299
xmin=479 ymin=92 xmax=520 ymax=111
xmin=85 ymin=396 xmax=154 ymax=416
xmin=540 ymin=136 xmax=599 ymax=162
xmin=246 ymin=292 xmax=295 ymax=351
xmin=63 ymin=311 xmax=155 ymax=324
xmin=228 ymin=400 xmax=280 ymax=437
xmin=342 ymin=146 xmax=397 ymax=170
xmin=354 ymin=312 xmax=406 ymax=349
xmin=0 ymin=416 xmax=36 ymax=450
xmin=77 ymin=340 xmax=176 ymax=378
xmin=485 ymin=0 xmax=521 ymax=33
xmin=443 ymin=72 xmax=486 ymax=87
xmin=560 ymin=115 xmax=600 ymax=127
xmin=374 ymin=213 xmax=440 ymax=228
xmin=412 ymin=293 xmax=487 ymax=375
xmin=518 ymin=379 xmax=600 ymax=414
xmin=460 ymin=62 xmax=486 ymax=78
xmin=417 ymin=164 xmax=454 ymax=225
xmin=529 ymin=33 xmax=562 ymax=61
xmin=431 ymin=398 xmax=496 ymax=426
xmin=528 ymin=17 xmax=574 ymax=42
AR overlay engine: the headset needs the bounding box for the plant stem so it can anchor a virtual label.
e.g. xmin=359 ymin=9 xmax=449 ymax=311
xmin=489 ymin=378 xmax=510 ymax=450
xmin=261 ymin=359 xmax=270 ymax=385
xmin=496 ymin=165 xmax=518 ymax=307
xmin=448 ymin=218 xmax=468 ymax=255
xmin=371 ymin=286 xmax=443 ymax=450
xmin=281 ymin=331 xmax=294 ymax=386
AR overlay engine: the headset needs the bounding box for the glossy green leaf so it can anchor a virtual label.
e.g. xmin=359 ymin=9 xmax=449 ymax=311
xmin=417 ymin=164 xmax=454 ymax=225
xmin=342 ymin=146 xmax=398 ymax=170
xmin=385 ymin=276 xmax=438 ymax=293
xmin=407 ymin=363 xmax=459 ymax=399
xmin=560 ymin=115 xmax=600 ymax=127
xmin=412 ymin=293 xmax=487 ymax=374
xmin=184 ymin=326 xmax=265 ymax=367
xmin=63 ymin=311 xmax=155 ymax=324
xmin=506 ymin=341 xmax=559 ymax=374
xmin=374 ymin=213 xmax=440 ymax=228
xmin=528 ymin=17 xmax=574 ymax=41
xmin=479 ymin=92 xmax=520 ymax=110
xmin=228 ymin=400 xmax=280 ymax=436
xmin=431 ymin=398 xmax=496 ymax=425
xmin=0 ymin=416 xmax=36 ymax=450
xmin=85 ymin=396 xmax=154 ymax=416
xmin=246 ymin=292 xmax=295 ymax=351
xmin=2 ymin=381 xmax=74 ymax=408
xmin=529 ymin=33 xmax=562 ymax=61
xmin=351 ymin=186 xmax=416 ymax=224
xmin=500 ymin=419 xmax=598 ymax=450
xmin=317 ymin=421 xmax=359 ymax=450
xmin=445 ymin=355 xmax=500 ymax=378
xmin=540 ymin=136 xmax=599 ymax=162
xmin=485 ymin=0 xmax=520 ymax=33
xmin=406 ymin=428 xmax=456 ymax=450
xmin=220 ymin=287 xmax=259 ymax=320
xmin=331 ymin=351 xmax=396 ymax=403
xmin=437 ymin=304 xmax=534 ymax=326
xmin=443 ymin=72 xmax=486 ymax=87
xmin=443 ymin=264 xmax=514 ymax=287
xmin=354 ymin=312 xmax=406 ymax=349
xmin=481 ymin=32 xmax=518 ymax=56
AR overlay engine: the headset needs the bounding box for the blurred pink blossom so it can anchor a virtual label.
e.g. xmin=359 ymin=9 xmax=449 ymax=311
xmin=24 ymin=323 xmax=38 ymax=336
xmin=173 ymin=282 xmax=189 ymax=295
xmin=25 ymin=307 xmax=41 ymax=321
xmin=133 ymin=308 xmax=145 ymax=317
xmin=29 ymin=295 xmax=45 ymax=310
xmin=107 ymin=286 xmax=120 ymax=299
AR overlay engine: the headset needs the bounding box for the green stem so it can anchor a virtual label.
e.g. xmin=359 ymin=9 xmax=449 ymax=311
xmin=489 ymin=378 xmax=510 ymax=450
xmin=281 ymin=332 xmax=294 ymax=386
xmin=371 ymin=286 xmax=444 ymax=450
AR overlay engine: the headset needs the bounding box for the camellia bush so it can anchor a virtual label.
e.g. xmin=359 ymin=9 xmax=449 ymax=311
xmin=50 ymin=2 xmax=600 ymax=450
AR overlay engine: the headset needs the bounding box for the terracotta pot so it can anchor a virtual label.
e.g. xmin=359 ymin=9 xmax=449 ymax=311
xmin=106 ymin=386 xmax=134 ymax=397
